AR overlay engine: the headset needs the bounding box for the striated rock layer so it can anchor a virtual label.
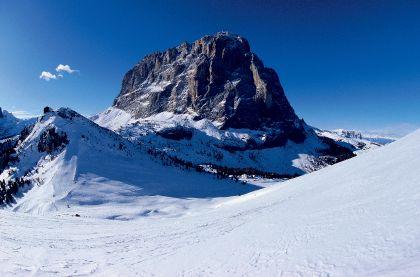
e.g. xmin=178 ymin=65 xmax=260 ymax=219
xmin=114 ymin=32 xmax=300 ymax=131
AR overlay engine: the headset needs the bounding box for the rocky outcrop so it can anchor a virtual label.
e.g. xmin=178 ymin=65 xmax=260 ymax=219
xmin=113 ymin=32 xmax=301 ymax=131
xmin=157 ymin=126 xmax=193 ymax=141
xmin=37 ymin=128 xmax=69 ymax=154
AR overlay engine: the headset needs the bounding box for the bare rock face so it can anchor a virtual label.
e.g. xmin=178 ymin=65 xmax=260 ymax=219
xmin=37 ymin=128 xmax=69 ymax=154
xmin=113 ymin=32 xmax=301 ymax=131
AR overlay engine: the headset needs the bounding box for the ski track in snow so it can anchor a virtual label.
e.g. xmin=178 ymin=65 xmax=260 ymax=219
xmin=1 ymin=128 xmax=420 ymax=276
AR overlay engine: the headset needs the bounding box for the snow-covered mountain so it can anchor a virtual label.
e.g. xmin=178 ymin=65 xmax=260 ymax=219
xmin=94 ymin=107 xmax=354 ymax=179
xmin=315 ymin=128 xmax=396 ymax=153
xmin=1 ymin=126 xmax=418 ymax=275
xmin=2 ymin=30 xmax=415 ymax=276
xmin=94 ymin=32 xmax=354 ymax=178
xmin=0 ymin=107 xmax=35 ymax=139
xmin=0 ymin=108 xmax=258 ymax=218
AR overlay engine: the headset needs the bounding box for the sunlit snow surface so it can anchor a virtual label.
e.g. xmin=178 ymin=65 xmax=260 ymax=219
xmin=93 ymin=107 xmax=337 ymax=176
xmin=1 ymin=125 xmax=419 ymax=275
xmin=3 ymin=110 xmax=257 ymax=219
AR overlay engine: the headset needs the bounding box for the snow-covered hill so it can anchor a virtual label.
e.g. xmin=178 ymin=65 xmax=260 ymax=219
xmin=0 ymin=108 xmax=258 ymax=219
xmin=94 ymin=107 xmax=354 ymax=178
xmin=1 ymin=127 xmax=419 ymax=275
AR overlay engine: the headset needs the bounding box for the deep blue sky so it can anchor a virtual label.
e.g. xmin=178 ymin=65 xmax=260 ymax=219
xmin=1 ymin=0 xmax=419 ymax=135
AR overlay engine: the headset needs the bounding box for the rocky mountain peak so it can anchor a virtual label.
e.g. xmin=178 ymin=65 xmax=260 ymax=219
xmin=113 ymin=32 xmax=300 ymax=130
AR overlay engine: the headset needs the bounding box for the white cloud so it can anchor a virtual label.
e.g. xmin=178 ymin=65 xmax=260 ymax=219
xmin=40 ymin=64 xmax=78 ymax=81
xmin=39 ymin=71 xmax=58 ymax=81
xmin=56 ymin=64 xmax=78 ymax=74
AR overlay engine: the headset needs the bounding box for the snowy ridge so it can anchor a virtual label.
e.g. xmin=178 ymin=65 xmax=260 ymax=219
xmin=1 ymin=108 xmax=258 ymax=219
xmin=0 ymin=128 xmax=419 ymax=275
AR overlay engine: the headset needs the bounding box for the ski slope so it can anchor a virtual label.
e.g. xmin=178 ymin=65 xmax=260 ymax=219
xmin=1 ymin=129 xmax=419 ymax=276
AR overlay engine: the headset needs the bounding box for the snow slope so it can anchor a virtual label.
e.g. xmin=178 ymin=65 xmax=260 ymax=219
xmin=1 ymin=128 xmax=419 ymax=276
xmin=1 ymin=108 xmax=258 ymax=219
xmin=94 ymin=107 xmax=354 ymax=177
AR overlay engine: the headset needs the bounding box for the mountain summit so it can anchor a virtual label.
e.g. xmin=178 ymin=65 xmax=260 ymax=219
xmin=96 ymin=32 xmax=355 ymax=178
xmin=113 ymin=32 xmax=300 ymax=131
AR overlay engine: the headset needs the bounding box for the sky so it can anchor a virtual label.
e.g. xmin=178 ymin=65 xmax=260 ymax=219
xmin=0 ymin=0 xmax=419 ymax=135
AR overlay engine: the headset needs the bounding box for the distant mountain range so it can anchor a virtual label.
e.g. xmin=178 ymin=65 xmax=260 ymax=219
xmin=0 ymin=107 xmax=35 ymax=140
xmin=315 ymin=128 xmax=395 ymax=153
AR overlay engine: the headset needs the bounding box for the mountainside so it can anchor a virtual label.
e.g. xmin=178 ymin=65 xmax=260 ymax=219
xmin=1 ymin=127 xmax=418 ymax=275
xmin=96 ymin=32 xmax=354 ymax=178
xmin=0 ymin=108 xmax=35 ymax=139
xmin=0 ymin=108 xmax=257 ymax=218
xmin=95 ymin=108 xmax=353 ymax=179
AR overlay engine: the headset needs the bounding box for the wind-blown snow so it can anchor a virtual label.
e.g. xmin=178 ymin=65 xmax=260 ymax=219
xmin=1 ymin=128 xmax=419 ymax=276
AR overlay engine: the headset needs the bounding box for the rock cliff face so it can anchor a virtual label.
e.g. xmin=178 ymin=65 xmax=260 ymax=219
xmin=102 ymin=32 xmax=356 ymax=177
xmin=113 ymin=32 xmax=300 ymax=131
